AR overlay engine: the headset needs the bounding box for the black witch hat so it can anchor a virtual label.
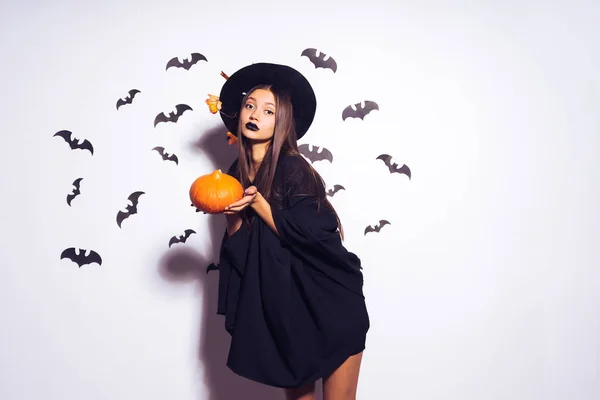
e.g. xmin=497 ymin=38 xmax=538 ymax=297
xmin=206 ymin=62 xmax=317 ymax=141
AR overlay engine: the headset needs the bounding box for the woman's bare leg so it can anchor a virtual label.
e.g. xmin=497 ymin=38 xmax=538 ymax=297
xmin=322 ymin=351 xmax=363 ymax=400
xmin=284 ymin=380 xmax=317 ymax=400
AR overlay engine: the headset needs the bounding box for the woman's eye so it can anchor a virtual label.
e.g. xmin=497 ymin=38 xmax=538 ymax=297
xmin=245 ymin=103 xmax=254 ymax=109
xmin=266 ymin=110 xmax=274 ymax=115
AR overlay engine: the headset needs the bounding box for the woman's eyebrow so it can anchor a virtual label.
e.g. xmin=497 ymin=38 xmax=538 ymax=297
xmin=247 ymin=96 xmax=275 ymax=107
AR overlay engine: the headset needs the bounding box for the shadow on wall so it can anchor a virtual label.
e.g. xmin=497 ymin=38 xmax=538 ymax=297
xmin=158 ymin=125 xmax=283 ymax=400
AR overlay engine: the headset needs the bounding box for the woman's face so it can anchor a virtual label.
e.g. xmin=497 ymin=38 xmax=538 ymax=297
xmin=239 ymin=88 xmax=276 ymax=142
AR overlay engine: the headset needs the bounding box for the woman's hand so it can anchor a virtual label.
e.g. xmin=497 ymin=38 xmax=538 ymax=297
xmin=224 ymin=186 xmax=259 ymax=214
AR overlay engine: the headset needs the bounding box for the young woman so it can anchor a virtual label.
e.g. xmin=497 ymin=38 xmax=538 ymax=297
xmin=210 ymin=62 xmax=370 ymax=400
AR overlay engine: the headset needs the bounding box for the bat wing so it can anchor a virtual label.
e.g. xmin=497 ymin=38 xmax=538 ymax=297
xmin=166 ymin=56 xmax=182 ymax=70
xmin=154 ymin=112 xmax=168 ymax=127
xmin=333 ymin=184 xmax=345 ymax=193
xmin=169 ymin=154 xmax=179 ymax=164
xmin=321 ymin=147 xmax=333 ymax=163
xmin=327 ymin=184 xmax=345 ymax=197
xmin=53 ymin=130 xmax=72 ymax=143
xmin=206 ymin=263 xmax=219 ymax=274
xmin=364 ymin=225 xmax=376 ymax=235
xmin=117 ymin=191 xmax=144 ymax=227
xmin=341 ymin=105 xmax=356 ymax=121
xmin=323 ymin=55 xmax=337 ymax=72
xmin=60 ymin=247 xmax=77 ymax=262
xmin=78 ymin=139 xmax=94 ymax=155
xmin=73 ymin=177 xmax=83 ymax=190
xmin=87 ymin=250 xmax=103 ymax=266
xmin=376 ymin=154 xmax=393 ymax=167
xmin=152 ymin=146 xmax=165 ymax=155
xmin=66 ymin=178 xmax=83 ymax=206
xmin=116 ymin=210 xmax=129 ymax=228
xmin=363 ymin=100 xmax=379 ymax=115
xmin=116 ymin=89 xmax=140 ymax=110
xmin=116 ymin=98 xmax=127 ymax=110
xmin=128 ymin=191 xmax=145 ymax=204
xmin=379 ymin=220 xmax=391 ymax=228
xmin=395 ymin=164 xmax=412 ymax=179
xmin=191 ymin=53 xmax=207 ymax=64
xmin=168 ymin=236 xmax=179 ymax=248
xmin=175 ymin=104 xmax=193 ymax=114
xmin=298 ymin=144 xmax=311 ymax=160
xmin=299 ymin=144 xmax=333 ymax=163
xmin=183 ymin=229 xmax=196 ymax=239
xmin=301 ymin=48 xmax=317 ymax=62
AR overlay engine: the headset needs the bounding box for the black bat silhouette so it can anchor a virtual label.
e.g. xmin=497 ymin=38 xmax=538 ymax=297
xmin=364 ymin=220 xmax=391 ymax=235
xmin=53 ymin=130 xmax=94 ymax=155
xmin=116 ymin=191 xmax=145 ymax=228
xmin=301 ymin=48 xmax=337 ymax=73
xmin=166 ymin=53 xmax=207 ymax=71
xmin=154 ymin=104 xmax=193 ymax=127
xmin=206 ymin=263 xmax=219 ymax=274
xmin=116 ymin=89 xmax=141 ymax=110
xmin=67 ymin=177 xmax=83 ymax=206
xmin=191 ymin=203 xmax=207 ymax=214
xmin=327 ymin=184 xmax=345 ymax=197
xmin=168 ymin=229 xmax=196 ymax=248
xmin=342 ymin=101 xmax=379 ymax=121
xmin=376 ymin=154 xmax=411 ymax=179
xmin=60 ymin=247 xmax=102 ymax=267
xmin=152 ymin=146 xmax=178 ymax=164
xmin=298 ymin=144 xmax=333 ymax=163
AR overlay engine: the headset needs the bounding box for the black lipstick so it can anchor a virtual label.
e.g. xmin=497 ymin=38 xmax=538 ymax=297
xmin=245 ymin=122 xmax=259 ymax=131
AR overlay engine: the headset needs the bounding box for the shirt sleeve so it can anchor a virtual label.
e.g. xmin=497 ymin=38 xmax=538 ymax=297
xmin=216 ymin=157 xmax=252 ymax=324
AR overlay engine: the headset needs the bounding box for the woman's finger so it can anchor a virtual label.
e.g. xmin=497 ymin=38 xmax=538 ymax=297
xmin=226 ymin=198 xmax=249 ymax=209
xmin=227 ymin=194 xmax=256 ymax=209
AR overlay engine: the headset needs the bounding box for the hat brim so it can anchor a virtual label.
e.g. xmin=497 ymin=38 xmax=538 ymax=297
xmin=218 ymin=63 xmax=316 ymax=140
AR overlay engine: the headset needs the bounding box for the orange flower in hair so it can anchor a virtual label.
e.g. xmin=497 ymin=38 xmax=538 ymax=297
xmin=205 ymin=94 xmax=222 ymax=114
xmin=226 ymin=131 xmax=238 ymax=145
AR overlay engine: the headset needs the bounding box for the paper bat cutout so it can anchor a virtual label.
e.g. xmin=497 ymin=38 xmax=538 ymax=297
xmin=364 ymin=220 xmax=391 ymax=235
xmin=168 ymin=229 xmax=196 ymax=248
xmin=166 ymin=53 xmax=207 ymax=71
xmin=154 ymin=104 xmax=193 ymax=127
xmin=190 ymin=203 xmax=207 ymax=214
xmin=301 ymin=48 xmax=337 ymax=73
xmin=152 ymin=146 xmax=178 ymax=164
xmin=376 ymin=154 xmax=411 ymax=179
xmin=342 ymin=101 xmax=379 ymax=121
xmin=206 ymin=263 xmax=219 ymax=274
xmin=116 ymin=191 xmax=145 ymax=228
xmin=60 ymin=247 xmax=102 ymax=267
xmin=326 ymin=184 xmax=345 ymax=197
xmin=67 ymin=177 xmax=83 ymax=206
xmin=298 ymin=144 xmax=333 ymax=163
xmin=116 ymin=89 xmax=141 ymax=110
xmin=53 ymin=130 xmax=94 ymax=155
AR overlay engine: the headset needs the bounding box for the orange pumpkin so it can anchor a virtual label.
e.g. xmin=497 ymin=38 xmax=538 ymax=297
xmin=189 ymin=169 xmax=244 ymax=214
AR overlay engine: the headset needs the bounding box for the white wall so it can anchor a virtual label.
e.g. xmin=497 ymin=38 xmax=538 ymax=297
xmin=2 ymin=1 xmax=599 ymax=399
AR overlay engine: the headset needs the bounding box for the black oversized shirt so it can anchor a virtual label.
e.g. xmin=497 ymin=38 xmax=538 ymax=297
xmin=216 ymin=154 xmax=369 ymax=388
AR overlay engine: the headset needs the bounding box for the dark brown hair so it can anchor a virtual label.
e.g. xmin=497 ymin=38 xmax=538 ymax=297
xmin=233 ymin=84 xmax=345 ymax=239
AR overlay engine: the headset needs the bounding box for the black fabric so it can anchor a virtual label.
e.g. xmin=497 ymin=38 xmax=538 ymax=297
xmin=216 ymin=154 xmax=370 ymax=389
